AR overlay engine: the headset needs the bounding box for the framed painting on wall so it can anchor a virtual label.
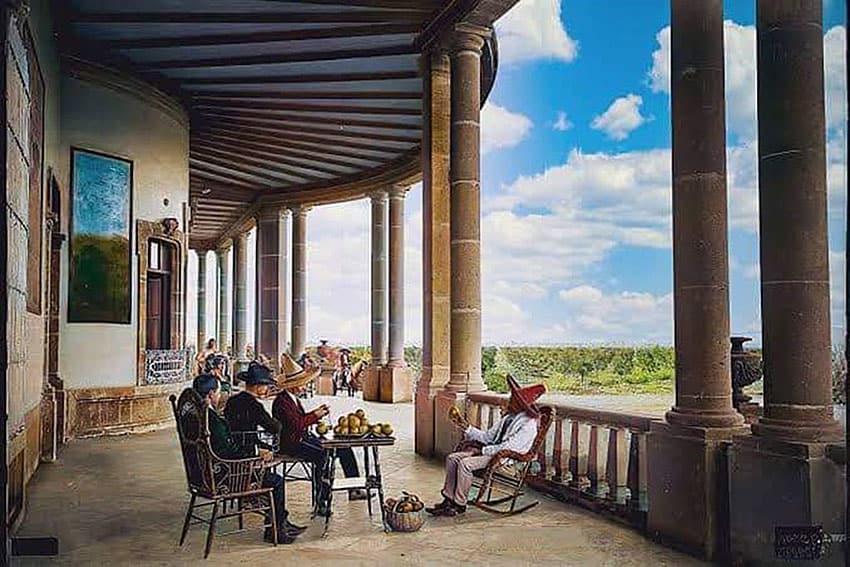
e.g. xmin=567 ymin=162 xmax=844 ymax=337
xmin=68 ymin=148 xmax=133 ymax=323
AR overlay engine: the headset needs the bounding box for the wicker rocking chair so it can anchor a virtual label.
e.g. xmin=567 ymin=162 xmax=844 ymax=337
xmin=170 ymin=389 xmax=279 ymax=559
xmin=466 ymin=406 xmax=554 ymax=516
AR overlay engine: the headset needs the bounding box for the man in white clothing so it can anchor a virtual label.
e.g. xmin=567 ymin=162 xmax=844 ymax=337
xmin=426 ymin=376 xmax=546 ymax=516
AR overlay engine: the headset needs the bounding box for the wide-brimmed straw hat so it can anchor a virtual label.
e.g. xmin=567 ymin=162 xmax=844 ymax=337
xmin=507 ymin=375 xmax=546 ymax=417
xmin=277 ymin=353 xmax=321 ymax=390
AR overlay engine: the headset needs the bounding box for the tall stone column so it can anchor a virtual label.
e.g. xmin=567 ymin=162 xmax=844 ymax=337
xmin=216 ymin=243 xmax=230 ymax=353
xmin=647 ymin=2 xmax=744 ymax=559
xmin=417 ymin=47 xmax=452 ymax=456
xmin=196 ymin=250 xmax=207 ymax=350
xmin=290 ymin=205 xmax=309 ymax=358
xmin=447 ymin=25 xmax=488 ymax=394
xmin=231 ymin=232 xmax=250 ymax=364
xmin=370 ymin=190 xmax=388 ymax=368
xmin=387 ymin=186 xmax=407 ymax=367
xmin=255 ymin=207 xmax=290 ymax=370
xmin=729 ymin=3 xmax=845 ymax=562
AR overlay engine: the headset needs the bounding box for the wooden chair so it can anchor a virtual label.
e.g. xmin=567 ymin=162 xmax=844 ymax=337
xmin=170 ymin=389 xmax=279 ymax=559
xmin=467 ymin=406 xmax=554 ymax=516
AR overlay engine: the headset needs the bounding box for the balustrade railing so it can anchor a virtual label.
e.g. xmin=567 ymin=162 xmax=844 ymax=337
xmin=144 ymin=348 xmax=194 ymax=385
xmin=464 ymin=392 xmax=656 ymax=529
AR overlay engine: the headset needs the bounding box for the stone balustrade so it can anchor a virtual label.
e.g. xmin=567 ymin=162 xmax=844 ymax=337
xmin=465 ymin=391 xmax=656 ymax=529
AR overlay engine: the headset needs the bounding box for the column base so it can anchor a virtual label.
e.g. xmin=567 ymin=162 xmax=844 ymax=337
xmin=750 ymin=416 xmax=843 ymax=444
xmin=647 ymin=421 xmax=749 ymax=560
xmin=729 ymin=434 xmax=846 ymax=566
xmin=363 ymin=367 xmax=381 ymax=402
xmin=434 ymin=390 xmax=466 ymax=458
xmin=379 ymin=366 xmax=412 ymax=403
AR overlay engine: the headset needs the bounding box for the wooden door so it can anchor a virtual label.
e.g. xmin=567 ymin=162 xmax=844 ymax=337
xmin=147 ymin=275 xmax=164 ymax=349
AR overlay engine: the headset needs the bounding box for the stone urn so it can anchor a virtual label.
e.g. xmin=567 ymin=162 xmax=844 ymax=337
xmin=730 ymin=336 xmax=762 ymax=408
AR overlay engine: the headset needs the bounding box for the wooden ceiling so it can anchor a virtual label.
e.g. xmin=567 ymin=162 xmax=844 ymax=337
xmin=57 ymin=1 xmax=499 ymax=249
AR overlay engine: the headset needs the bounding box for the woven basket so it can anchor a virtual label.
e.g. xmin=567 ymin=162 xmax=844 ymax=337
xmin=386 ymin=509 xmax=425 ymax=532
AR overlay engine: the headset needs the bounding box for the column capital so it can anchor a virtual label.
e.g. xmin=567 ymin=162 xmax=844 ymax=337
xmin=288 ymin=203 xmax=312 ymax=216
xmin=450 ymin=23 xmax=491 ymax=54
xmin=369 ymin=190 xmax=388 ymax=203
xmin=216 ymin=239 xmax=233 ymax=255
xmin=388 ymin=185 xmax=409 ymax=199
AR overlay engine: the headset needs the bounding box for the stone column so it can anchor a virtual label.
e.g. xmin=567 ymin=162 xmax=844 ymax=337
xmin=387 ymin=186 xmax=407 ymax=367
xmin=729 ymin=5 xmax=845 ymax=562
xmin=196 ymin=250 xmax=207 ymax=350
xmin=232 ymin=232 xmax=250 ymax=363
xmin=370 ymin=190 xmax=388 ymax=368
xmin=290 ymin=205 xmax=309 ymax=358
xmin=216 ymin=243 xmax=230 ymax=353
xmin=255 ymin=207 xmax=290 ymax=370
xmin=417 ymin=47 xmax=452 ymax=457
xmin=647 ymin=2 xmax=744 ymax=559
xmin=447 ymin=25 xmax=489 ymax=393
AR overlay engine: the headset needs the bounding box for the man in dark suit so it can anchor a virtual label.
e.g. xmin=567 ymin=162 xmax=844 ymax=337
xmin=272 ymin=354 xmax=367 ymax=509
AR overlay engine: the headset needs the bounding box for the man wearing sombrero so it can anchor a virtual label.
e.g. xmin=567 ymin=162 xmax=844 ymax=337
xmin=426 ymin=376 xmax=546 ymax=517
xmin=272 ymin=353 xmax=367 ymax=510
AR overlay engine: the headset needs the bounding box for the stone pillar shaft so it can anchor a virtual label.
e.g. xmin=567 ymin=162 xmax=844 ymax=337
xmin=667 ymin=0 xmax=743 ymax=429
xmin=255 ymin=208 xmax=290 ymax=369
xmin=232 ymin=232 xmax=250 ymax=361
xmin=291 ymin=206 xmax=308 ymax=358
xmin=448 ymin=27 xmax=488 ymax=392
xmin=753 ymin=0 xmax=840 ymax=442
xmin=196 ymin=251 xmax=207 ymax=350
xmin=387 ymin=187 xmax=406 ymax=366
xmin=370 ymin=191 xmax=388 ymax=366
xmin=216 ymin=245 xmax=230 ymax=352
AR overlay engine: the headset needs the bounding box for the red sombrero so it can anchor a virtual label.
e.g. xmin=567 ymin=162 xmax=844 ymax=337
xmin=507 ymin=375 xmax=546 ymax=417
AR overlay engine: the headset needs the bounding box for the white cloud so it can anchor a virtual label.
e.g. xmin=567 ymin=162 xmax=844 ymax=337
xmin=495 ymin=0 xmax=578 ymax=65
xmin=553 ymin=110 xmax=573 ymax=131
xmin=591 ymin=94 xmax=649 ymax=141
xmin=648 ymin=23 xmax=845 ymax=141
xmin=481 ymin=102 xmax=533 ymax=154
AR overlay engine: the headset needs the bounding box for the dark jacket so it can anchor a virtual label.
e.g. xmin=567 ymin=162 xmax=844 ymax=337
xmin=272 ymin=391 xmax=318 ymax=455
xmin=224 ymin=391 xmax=282 ymax=451
xmin=207 ymin=408 xmax=253 ymax=460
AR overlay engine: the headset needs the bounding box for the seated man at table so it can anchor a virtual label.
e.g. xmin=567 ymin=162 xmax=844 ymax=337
xmin=192 ymin=373 xmax=303 ymax=543
xmin=272 ymin=354 xmax=367 ymax=508
xmin=224 ymin=361 xmax=283 ymax=454
xmin=426 ymin=376 xmax=545 ymax=517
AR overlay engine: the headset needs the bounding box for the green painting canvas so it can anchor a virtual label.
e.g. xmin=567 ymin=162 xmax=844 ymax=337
xmin=69 ymin=149 xmax=132 ymax=323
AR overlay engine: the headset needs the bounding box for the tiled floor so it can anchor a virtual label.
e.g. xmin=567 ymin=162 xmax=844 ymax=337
xmin=13 ymin=395 xmax=705 ymax=566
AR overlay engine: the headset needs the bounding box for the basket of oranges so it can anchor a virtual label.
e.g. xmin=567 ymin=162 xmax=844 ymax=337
xmin=384 ymin=491 xmax=425 ymax=533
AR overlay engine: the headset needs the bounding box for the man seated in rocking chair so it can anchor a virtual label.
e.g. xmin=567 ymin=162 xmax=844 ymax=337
xmin=426 ymin=376 xmax=545 ymax=517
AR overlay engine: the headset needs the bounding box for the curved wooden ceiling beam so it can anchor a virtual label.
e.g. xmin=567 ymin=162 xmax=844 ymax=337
xmin=178 ymin=70 xmax=419 ymax=86
xmin=196 ymin=108 xmax=421 ymax=131
xmin=69 ymin=11 xmax=426 ymax=25
xmin=195 ymin=100 xmax=420 ymax=115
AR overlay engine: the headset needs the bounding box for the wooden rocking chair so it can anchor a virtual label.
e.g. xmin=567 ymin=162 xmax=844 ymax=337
xmin=170 ymin=389 xmax=279 ymax=559
xmin=467 ymin=406 xmax=554 ymax=516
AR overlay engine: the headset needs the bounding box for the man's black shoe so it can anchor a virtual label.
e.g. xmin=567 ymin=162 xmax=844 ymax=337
xmin=264 ymin=528 xmax=297 ymax=544
xmin=284 ymin=521 xmax=308 ymax=535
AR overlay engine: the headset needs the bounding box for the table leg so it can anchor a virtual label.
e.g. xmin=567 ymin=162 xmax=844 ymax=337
xmin=372 ymin=446 xmax=388 ymax=531
xmin=363 ymin=446 xmax=372 ymax=517
xmin=322 ymin=448 xmax=337 ymax=538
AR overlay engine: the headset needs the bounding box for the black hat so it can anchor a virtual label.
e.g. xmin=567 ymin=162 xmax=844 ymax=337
xmin=204 ymin=353 xmax=228 ymax=373
xmin=239 ymin=361 xmax=276 ymax=386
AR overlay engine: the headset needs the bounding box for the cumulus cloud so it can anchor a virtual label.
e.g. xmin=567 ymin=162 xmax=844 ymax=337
xmin=495 ymin=0 xmax=578 ymax=65
xmin=481 ymin=102 xmax=533 ymax=154
xmin=591 ymin=94 xmax=649 ymax=141
xmin=648 ymin=22 xmax=845 ymax=141
xmin=553 ymin=110 xmax=573 ymax=132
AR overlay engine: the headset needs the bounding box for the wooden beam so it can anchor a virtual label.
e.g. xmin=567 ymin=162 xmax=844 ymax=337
xmin=179 ymin=70 xmax=419 ymax=86
xmin=190 ymin=183 xmax=258 ymax=201
xmin=195 ymin=100 xmax=420 ymax=116
xmin=191 ymin=90 xmax=420 ymax=100
xmin=260 ymin=0 xmax=440 ymax=9
xmin=196 ymin=107 xmax=421 ymax=131
xmin=95 ymin=23 xmax=421 ymax=50
xmin=69 ymin=11 xmax=425 ymax=25
xmin=193 ymin=140 xmax=354 ymax=177
xmin=202 ymin=123 xmax=410 ymax=153
xmin=190 ymin=155 xmax=305 ymax=185
xmin=198 ymin=131 xmax=382 ymax=168
xmin=139 ymin=45 xmax=417 ymax=70
xmin=415 ymin=0 xmax=481 ymax=51
xmin=191 ymin=163 xmax=271 ymax=189
xmin=196 ymin=115 xmax=420 ymax=143
xmin=190 ymin=146 xmax=328 ymax=182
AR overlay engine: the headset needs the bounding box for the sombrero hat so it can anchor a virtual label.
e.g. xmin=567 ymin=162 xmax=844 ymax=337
xmin=507 ymin=375 xmax=546 ymax=417
xmin=277 ymin=353 xmax=321 ymax=390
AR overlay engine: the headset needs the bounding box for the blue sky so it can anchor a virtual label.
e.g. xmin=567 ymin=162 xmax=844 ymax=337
xmin=188 ymin=0 xmax=847 ymax=349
